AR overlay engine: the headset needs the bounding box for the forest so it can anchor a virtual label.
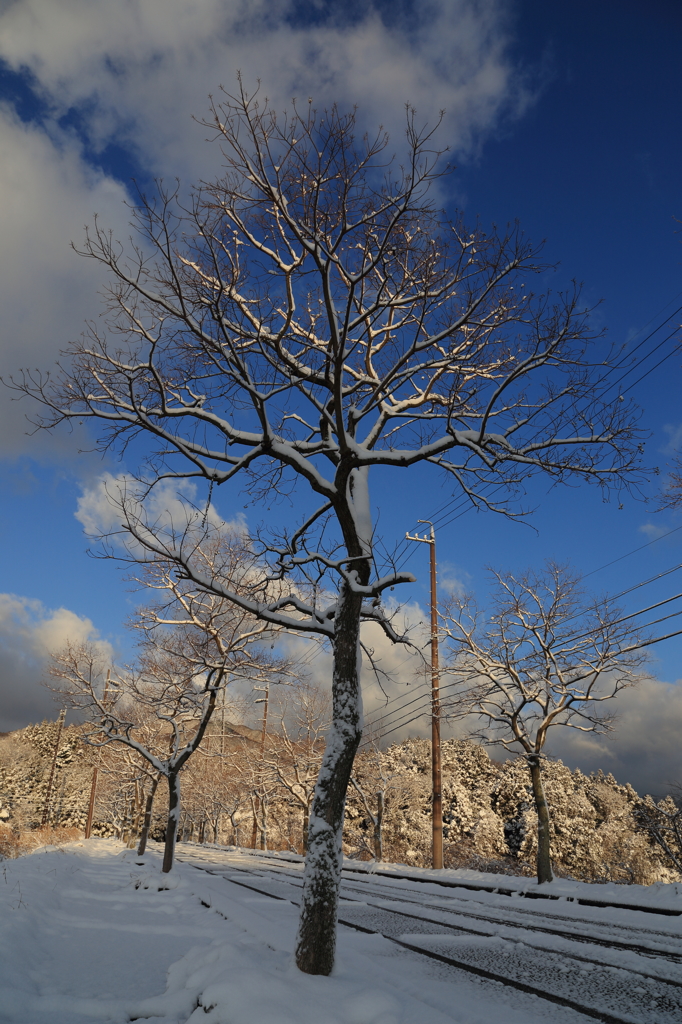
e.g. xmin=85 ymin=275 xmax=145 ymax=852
xmin=1 ymin=712 xmax=679 ymax=887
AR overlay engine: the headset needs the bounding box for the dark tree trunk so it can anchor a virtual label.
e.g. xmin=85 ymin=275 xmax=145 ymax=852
xmin=302 ymin=804 xmax=309 ymax=854
xmin=529 ymin=756 xmax=553 ymax=884
xmin=374 ymin=790 xmax=384 ymax=862
xmin=127 ymin=783 xmax=143 ymax=848
xmin=162 ymin=771 xmax=180 ymax=874
xmin=295 ymin=580 xmax=363 ymax=975
xmin=137 ymin=777 xmax=159 ymax=857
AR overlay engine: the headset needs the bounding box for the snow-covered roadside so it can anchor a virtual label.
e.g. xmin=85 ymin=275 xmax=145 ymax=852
xmin=3 ymin=839 xmax=674 ymax=1024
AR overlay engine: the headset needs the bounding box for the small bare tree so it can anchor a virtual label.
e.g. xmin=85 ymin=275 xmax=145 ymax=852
xmin=348 ymin=738 xmax=404 ymax=862
xmin=442 ymin=563 xmax=647 ymax=883
xmin=261 ymin=682 xmax=329 ymax=853
xmin=49 ymin=553 xmax=286 ymax=873
xmin=12 ymin=86 xmax=642 ymax=971
xmin=49 ymin=643 xmax=225 ymax=871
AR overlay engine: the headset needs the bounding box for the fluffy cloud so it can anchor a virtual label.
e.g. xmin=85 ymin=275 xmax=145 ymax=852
xmin=0 ymin=594 xmax=112 ymax=731
xmin=0 ymin=0 xmax=529 ymax=461
xmin=0 ymin=0 xmax=526 ymax=179
xmin=0 ymin=105 xmax=129 ymax=458
xmin=75 ymin=472 xmax=246 ymax=558
xmin=544 ymin=676 xmax=682 ymax=799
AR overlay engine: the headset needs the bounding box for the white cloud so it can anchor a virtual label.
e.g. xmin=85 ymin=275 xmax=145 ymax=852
xmin=542 ymin=676 xmax=682 ymax=798
xmin=75 ymin=472 xmax=244 ymax=548
xmin=0 ymin=0 xmax=527 ymax=179
xmin=0 ymin=104 xmax=129 ymax=458
xmin=638 ymin=522 xmax=671 ymax=541
xmin=0 ymin=593 xmax=112 ymax=731
xmin=662 ymin=422 xmax=682 ymax=456
xmin=0 ymin=1 xmax=528 ymax=463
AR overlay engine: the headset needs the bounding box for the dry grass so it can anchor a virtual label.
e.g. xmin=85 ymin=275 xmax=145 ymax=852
xmin=0 ymin=825 xmax=83 ymax=860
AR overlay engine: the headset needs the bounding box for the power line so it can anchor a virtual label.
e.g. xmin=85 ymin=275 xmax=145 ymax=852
xmin=366 ymin=297 xmax=682 ymax=741
xmin=374 ymin=616 xmax=682 ymax=742
xmin=365 ymin=568 xmax=682 ymax=736
xmin=391 ymin=296 xmax=682 ymax=571
xmin=583 ymin=531 xmax=682 ymax=579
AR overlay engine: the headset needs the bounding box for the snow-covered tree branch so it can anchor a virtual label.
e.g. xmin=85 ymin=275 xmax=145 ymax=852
xmin=441 ymin=562 xmax=648 ymax=883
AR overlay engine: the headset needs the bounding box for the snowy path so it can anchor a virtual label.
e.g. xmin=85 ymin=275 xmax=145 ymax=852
xmin=0 ymin=840 xmax=679 ymax=1024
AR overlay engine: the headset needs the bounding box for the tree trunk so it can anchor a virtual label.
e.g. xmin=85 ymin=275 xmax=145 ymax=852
xmin=162 ymin=772 xmax=180 ymax=873
xmin=260 ymin=797 xmax=268 ymax=851
xmin=127 ymin=782 xmax=143 ymax=848
xmin=302 ymin=804 xmax=309 ymax=854
xmin=529 ymin=756 xmax=553 ymax=884
xmin=374 ymin=790 xmax=384 ymax=862
xmin=295 ymin=581 xmax=363 ymax=975
xmin=137 ymin=777 xmax=159 ymax=856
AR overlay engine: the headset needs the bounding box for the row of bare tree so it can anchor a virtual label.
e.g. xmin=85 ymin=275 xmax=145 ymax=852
xmin=49 ymin=551 xmax=649 ymax=895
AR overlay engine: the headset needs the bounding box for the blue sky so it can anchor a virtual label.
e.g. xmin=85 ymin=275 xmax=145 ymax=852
xmin=0 ymin=0 xmax=681 ymax=794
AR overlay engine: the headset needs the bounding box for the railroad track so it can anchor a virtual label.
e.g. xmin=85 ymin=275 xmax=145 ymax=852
xmin=185 ymin=848 xmax=682 ymax=964
xmin=192 ymin=845 xmax=682 ymax=918
xmin=253 ymin=862 xmax=682 ymax=968
xmin=179 ymin=852 xmax=682 ymax=1024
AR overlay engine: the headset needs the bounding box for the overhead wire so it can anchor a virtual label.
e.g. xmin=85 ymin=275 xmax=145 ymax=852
xmin=364 ymin=562 xmax=682 ymax=738
xmin=389 ymin=297 xmax=682 ymax=575
xmin=303 ymin=297 xmax=682 ymax=738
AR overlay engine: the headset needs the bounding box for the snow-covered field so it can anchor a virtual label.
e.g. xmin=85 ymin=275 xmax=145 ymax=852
xmin=2 ymin=840 xmax=682 ymax=1024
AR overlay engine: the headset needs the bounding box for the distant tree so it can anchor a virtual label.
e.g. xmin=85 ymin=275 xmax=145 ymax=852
xmin=261 ymin=682 xmax=329 ymax=853
xmin=441 ymin=563 xmax=647 ymax=883
xmin=634 ymin=794 xmax=682 ymax=874
xmin=348 ymin=738 xmax=404 ymax=862
xmin=12 ymin=86 xmax=643 ymax=971
xmin=49 ymin=537 xmax=286 ymax=871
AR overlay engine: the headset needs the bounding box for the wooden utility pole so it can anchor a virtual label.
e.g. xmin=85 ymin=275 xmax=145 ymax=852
xmin=41 ymin=708 xmax=66 ymax=827
xmin=405 ymin=520 xmax=443 ymax=869
xmin=250 ymin=683 xmax=270 ymax=850
xmin=84 ymin=670 xmax=111 ymax=840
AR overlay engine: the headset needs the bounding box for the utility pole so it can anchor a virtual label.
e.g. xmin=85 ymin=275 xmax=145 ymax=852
xmin=250 ymin=683 xmax=270 ymax=850
xmin=41 ymin=708 xmax=66 ymax=827
xmin=405 ymin=520 xmax=443 ymax=869
xmin=84 ymin=669 xmax=111 ymax=840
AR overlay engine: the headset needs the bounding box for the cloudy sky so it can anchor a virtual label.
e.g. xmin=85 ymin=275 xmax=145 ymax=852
xmin=0 ymin=0 xmax=681 ymax=797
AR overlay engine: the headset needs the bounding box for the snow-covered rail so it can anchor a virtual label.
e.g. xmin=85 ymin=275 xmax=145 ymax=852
xmin=263 ymin=864 xmax=682 ymax=968
xmin=178 ymin=848 xmax=682 ymax=1023
xmin=232 ymin=847 xmax=682 ymax=918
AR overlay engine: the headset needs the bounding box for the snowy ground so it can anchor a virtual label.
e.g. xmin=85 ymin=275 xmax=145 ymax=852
xmin=2 ymin=840 xmax=682 ymax=1024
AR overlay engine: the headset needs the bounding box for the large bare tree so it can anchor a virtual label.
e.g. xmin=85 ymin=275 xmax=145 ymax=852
xmin=12 ymin=85 xmax=641 ymax=972
xmin=441 ymin=563 xmax=647 ymax=883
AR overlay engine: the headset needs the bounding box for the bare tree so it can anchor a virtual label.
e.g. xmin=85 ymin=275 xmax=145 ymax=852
xmin=348 ymin=746 xmax=390 ymax=862
xmin=441 ymin=563 xmax=647 ymax=883
xmin=49 ymin=643 xmax=223 ymax=871
xmin=49 ymin=575 xmax=284 ymax=872
xmin=261 ymin=682 xmax=329 ymax=853
xmin=12 ymin=86 xmax=642 ymax=971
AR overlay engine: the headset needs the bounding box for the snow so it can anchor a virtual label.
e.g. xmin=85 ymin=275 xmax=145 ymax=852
xmin=2 ymin=839 xmax=682 ymax=1024
xmin=341 ymin=858 xmax=682 ymax=913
